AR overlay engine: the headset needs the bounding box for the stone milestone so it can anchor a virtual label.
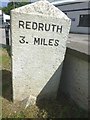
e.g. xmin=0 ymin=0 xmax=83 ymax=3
xmin=11 ymin=0 xmax=71 ymax=104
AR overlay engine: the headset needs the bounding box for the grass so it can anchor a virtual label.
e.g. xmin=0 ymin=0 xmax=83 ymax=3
xmin=1 ymin=47 xmax=11 ymax=70
xmin=1 ymin=46 xmax=88 ymax=119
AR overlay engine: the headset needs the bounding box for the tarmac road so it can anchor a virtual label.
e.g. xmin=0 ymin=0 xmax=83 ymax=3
xmin=67 ymin=33 xmax=90 ymax=55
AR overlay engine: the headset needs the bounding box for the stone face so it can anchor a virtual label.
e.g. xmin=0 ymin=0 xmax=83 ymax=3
xmin=11 ymin=0 xmax=71 ymax=103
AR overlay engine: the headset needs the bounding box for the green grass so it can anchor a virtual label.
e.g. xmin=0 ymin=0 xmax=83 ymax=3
xmin=1 ymin=47 xmax=11 ymax=70
xmin=1 ymin=47 xmax=88 ymax=119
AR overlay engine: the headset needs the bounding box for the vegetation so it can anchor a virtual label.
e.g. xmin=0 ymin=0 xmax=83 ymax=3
xmin=2 ymin=1 xmax=30 ymax=15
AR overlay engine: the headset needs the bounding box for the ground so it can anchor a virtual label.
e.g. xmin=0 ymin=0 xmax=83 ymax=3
xmin=0 ymin=46 xmax=88 ymax=118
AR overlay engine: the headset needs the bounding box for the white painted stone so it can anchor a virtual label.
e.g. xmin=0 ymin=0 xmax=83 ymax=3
xmin=11 ymin=0 xmax=71 ymax=103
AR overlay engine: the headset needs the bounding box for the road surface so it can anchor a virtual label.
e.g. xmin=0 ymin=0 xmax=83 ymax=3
xmin=67 ymin=33 xmax=89 ymax=55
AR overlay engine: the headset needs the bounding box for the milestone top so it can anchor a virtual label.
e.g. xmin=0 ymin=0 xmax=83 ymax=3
xmin=11 ymin=0 xmax=70 ymax=21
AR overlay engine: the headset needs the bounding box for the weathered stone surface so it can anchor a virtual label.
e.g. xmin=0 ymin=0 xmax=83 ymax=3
xmin=11 ymin=0 xmax=71 ymax=103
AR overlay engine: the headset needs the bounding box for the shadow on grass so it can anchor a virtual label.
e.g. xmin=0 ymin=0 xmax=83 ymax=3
xmin=2 ymin=70 xmax=13 ymax=101
xmin=36 ymin=91 xmax=88 ymax=118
